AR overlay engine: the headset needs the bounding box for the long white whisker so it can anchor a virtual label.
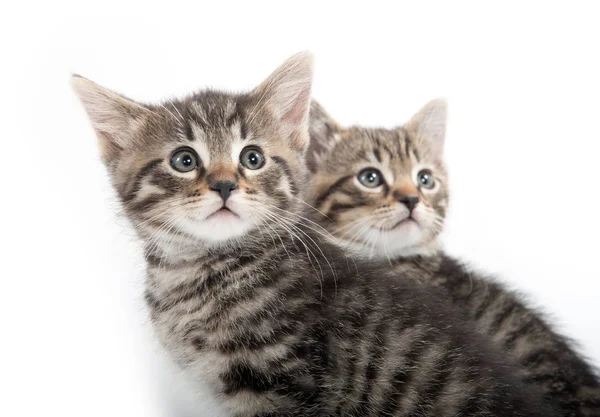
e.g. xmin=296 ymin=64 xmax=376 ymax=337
xmin=254 ymin=212 xmax=293 ymax=263
xmin=260 ymin=203 xmax=335 ymax=241
xmin=289 ymin=195 xmax=332 ymax=221
xmin=255 ymin=207 xmax=326 ymax=294
xmin=273 ymin=212 xmax=337 ymax=283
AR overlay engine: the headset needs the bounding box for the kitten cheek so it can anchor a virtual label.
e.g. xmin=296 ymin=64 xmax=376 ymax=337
xmin=225 ymin=194 xmax=263 ymax=222
xmin=411 ymin=206 xmax=427 ymax=222
xmin=411 ymin=208 xmax=436 ymax=235
xmin=224 ymin=194 xmax=245 ymax=211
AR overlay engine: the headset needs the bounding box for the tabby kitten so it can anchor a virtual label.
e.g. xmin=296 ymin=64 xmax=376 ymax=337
xmin=72 ymin=53 xmax=558 ymax=417
xmin=308 ymin=99 xmax=600 ymax=416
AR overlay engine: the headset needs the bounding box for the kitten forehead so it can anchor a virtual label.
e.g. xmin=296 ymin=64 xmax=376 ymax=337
xmin=167 ymin=91 xmax=248 ymax=164
xmin=329 ymin=127 xmax=413 ymax=172
xmin=189 ymin=122 xmax=211 ymax=166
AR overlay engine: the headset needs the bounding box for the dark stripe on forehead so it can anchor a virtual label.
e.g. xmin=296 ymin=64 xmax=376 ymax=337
xmin=240 ymin=121 xmax=249 ymax=140
xmin=373 ymin=149 xmax=382 ymax=162
xmin=381 ymin=142 xmax=394 ymax=160
xmin=225 ymin=106 xmax=240 ymax=128
xmin=392 ymin=130 xmax=405 ymax=160
xmin=271 ymin=156 xmax=298 ymax=195
xmin=314 ymin=175 xmax=353 ymax=207
xmin=124 ymin=158 xmax=163 ymax=202
xmin=188 ymin=111 xmax=209 ymax=131
xmin=185 ymin=121 xmax=195 ymax=142
xmin=412 ymin=147 xmax=420 ymax=162
xmin=233 ymin=101 xmax=249 ymax=140
xmin=226 ymin=102 xmax=248 ymax=140
xmin=366 ymin=132 xmax=383 ymax=158
xmin=371 ymin=134 xmax=382 ymax=150
xmin=403 ymin=132 xmax=410 ymax=158
xmin=405 ymin=130 xmax=420 ymax=162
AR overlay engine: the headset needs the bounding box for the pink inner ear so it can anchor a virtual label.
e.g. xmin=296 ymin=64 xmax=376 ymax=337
xmin=282 ymin=89 xmax=311 ymax=126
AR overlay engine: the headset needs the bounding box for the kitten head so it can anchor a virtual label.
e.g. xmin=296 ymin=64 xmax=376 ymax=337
xmin=72 ymin=52 xmax=314 ymax=251
xmin=308 ymin=99 xmax=449 ymax=260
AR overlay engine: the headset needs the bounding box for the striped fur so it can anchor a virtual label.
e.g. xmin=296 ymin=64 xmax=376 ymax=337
xmin=308 ymin=99 xmax=600 ymax=417
xmin=72 ymin=54 xmax=559 ymax=416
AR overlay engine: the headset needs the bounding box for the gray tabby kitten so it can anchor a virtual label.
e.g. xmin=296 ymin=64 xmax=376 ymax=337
xmin=71 ymin=53 xmax=559 ymax=417
xmin=308 ymin=99 xmax=600 ymax=417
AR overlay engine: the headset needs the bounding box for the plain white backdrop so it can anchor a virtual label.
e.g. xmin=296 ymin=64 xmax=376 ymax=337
xmin=2 ymin=1 xmax=599 ymax=416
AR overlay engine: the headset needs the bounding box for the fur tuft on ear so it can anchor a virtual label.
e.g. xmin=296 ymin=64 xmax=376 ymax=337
xmin=307 ymin=100 xmax=342 ymax=172
xmin=252 ymin=52 xmax=314 ymax=150
xmin=405 ymin=98 xmax=447 ymax=160
xmin=70 ymin=75 xmax=150 ymax=160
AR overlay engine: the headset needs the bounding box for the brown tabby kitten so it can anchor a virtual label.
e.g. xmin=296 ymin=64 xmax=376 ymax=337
xmin=308 ymin=99 xmax=600 ymax=417
xmin=71 ymin=53 xmax=559 ymax=417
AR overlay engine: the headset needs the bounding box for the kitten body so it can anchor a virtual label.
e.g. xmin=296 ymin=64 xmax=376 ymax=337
xmin=401 ymin=254 xmax=600 ymax=417
xmin=72 ymin=54 xmax=558 ymax=417
xmin=308 ymin=99 xmax=600 ymax=416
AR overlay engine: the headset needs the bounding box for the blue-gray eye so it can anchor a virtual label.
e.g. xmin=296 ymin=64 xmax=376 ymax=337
xmin=417 ymin=169 xmax=435 ymax=189
xmin=358 ymin=168 xmax=383 ymax=188
xmin=170 ymin=148 xmax=199 ymax=172
xmin=240 ymin=147 xmax=265 ymax=170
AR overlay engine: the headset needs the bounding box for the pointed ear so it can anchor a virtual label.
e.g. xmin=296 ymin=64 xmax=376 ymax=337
xmin=306 ymin=100 xmax=342 ymax=172
xmin=252 ymin=51 xmax=314 ymax=150
xmin=70 ymin=75 xmax=151 ymax=161
xmin=405 ymin=98 xmax=447 ymax=160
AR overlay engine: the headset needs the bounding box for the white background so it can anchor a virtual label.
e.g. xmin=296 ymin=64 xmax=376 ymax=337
xmin=2 ymin=1 xmax=599 ymax=416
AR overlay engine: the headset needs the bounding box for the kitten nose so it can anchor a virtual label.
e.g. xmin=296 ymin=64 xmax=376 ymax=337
xmin=399 ymin=196 xmax=419 ymax=212
xmin=209 ymin=180 xmax=237 ymax=202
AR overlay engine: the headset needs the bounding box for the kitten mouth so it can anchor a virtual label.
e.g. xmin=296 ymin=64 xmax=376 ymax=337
xmin=207 ymin=207 xmax=239 ymax=219
xmin=387 ymin=217 xmax=417 ymax=230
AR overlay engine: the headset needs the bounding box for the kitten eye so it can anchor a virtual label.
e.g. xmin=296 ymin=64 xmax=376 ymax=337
xmin=240 ymin=147 xmax=265 ymax=170
xmin=417 ymin=169 xmax=435 ymax=189
xmin=358 ymin=168 xmax=383 ymax=189
xmin=170 ymin=148 xmax=199 ymax=173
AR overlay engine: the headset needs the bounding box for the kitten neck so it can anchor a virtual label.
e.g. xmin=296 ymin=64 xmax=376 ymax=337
xmin=337 ymin=235 xmax=442 ymax=262
xmin=139 ymin=215 xmax=311 ymax=267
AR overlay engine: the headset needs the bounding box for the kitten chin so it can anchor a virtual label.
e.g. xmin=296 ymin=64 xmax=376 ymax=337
xmin=174 ymin=196 xmax=256 ymax=244
xmin=332 ymin=223 xmax=441 ymax=261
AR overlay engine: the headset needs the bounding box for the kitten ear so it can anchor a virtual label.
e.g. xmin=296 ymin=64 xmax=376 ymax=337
xmin=405 ymin=98 xmax=447 ymax=160
xmin=252 ymin=51 xmax=314 ymax=150
xmin=306 ymin=100 xmax=342 ymax=172
xmin=70 ymin=75 xmax=151 ymax=160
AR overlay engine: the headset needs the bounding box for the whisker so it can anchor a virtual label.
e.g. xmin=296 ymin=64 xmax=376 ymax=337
xmin=251 ymin=205 xmax=327 ymax=293
xmin=261 ymin=203 xmax=336 ymax=241
xmin=253 ymin=212 xmax=293 ymax=263
xmin=289 ymin=195 xmax=333 ymax=221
